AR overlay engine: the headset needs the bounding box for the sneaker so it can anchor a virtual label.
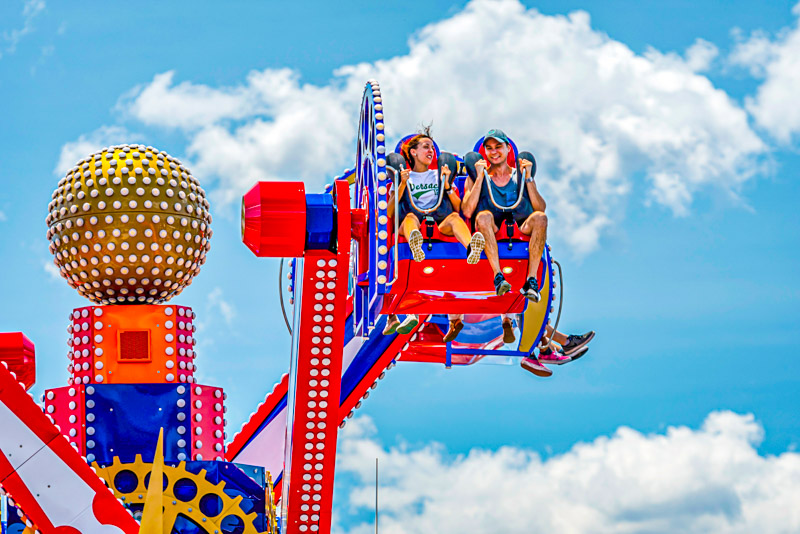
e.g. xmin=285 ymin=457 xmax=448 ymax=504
xmin=494 ymin=273 xmax=512 ymax=296
xmin=442 ymin=318 xmax=464 ymax=343
xmin=537 ymin=345 xmax=571 ymax=365
xmin=520 ymin=354 xmax=552 ymax=377
xmin=567 ymin=345 xmax=589 ymax=362
xmin=466 ymin=232 xmax=485 ymax=264
xmin=396 ymin=314 xmax=419 ymax=335
xmin=520 ymin=277 xmax=540 ymax=302
xmin=561 ymin=331 xmax=595 ymax=356
xmin=502 ymin=320 xmax=516 ymax=344
xmin=382 ymin=315 xmax=400 ymax=335
xmin=408 ymin=229 xmax=425 ymax=262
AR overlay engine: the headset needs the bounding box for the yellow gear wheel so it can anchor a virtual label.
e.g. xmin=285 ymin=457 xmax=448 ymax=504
xmin=93 ymin=455 xmax=275 ymax=533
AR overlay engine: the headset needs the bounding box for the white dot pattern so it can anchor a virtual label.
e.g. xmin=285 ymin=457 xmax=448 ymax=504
xmin=47 ymin=144 xmax=212 ymax=304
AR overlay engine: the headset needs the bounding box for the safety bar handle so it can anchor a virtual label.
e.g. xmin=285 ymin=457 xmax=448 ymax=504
xmin=483 ymin=165 xmax=528 ymax=212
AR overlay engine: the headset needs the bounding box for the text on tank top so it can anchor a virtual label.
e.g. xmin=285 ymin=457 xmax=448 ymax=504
xmin=406 ymin=169 xmax=440 ymax=210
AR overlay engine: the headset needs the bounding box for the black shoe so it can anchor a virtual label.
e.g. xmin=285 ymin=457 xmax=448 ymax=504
xmin=561 ymin=331 xmax=595 ymax=356
xmin=494 ymin=273 xmax=512 ymax=296
xmin=520 ymin=277 xmax=540 ymax=302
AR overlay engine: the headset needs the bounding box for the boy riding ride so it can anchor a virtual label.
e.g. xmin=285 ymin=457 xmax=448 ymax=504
xmin=461 ymin=129 xmax=546 ymax=302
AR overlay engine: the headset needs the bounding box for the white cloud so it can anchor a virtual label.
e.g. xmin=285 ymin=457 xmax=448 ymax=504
xmin=207 ymin=286 xmax=236 ymax=326
xmin=43 ymin=260 xmax=61 ymax=281
xmin=192 ymin=287 xmax=237 ymax=352
xmin=685 ymin=38 xmax=719 ymax=72
xmin=119 ymin=71 xmax=264 ymax=130
xmin=54 ymin=126 xmax=138 ymax=175
xmin=335 ymin=412 xmax=800 ymax=533
xmin=730 ymin=3 xmax=800 ymax=143
xmin=0 ymin=210 xmax=7 ymax=222
xmin=1 ymin=0 xmax=45 ymax=58
xmin=116 ymin=0 xmax=764 ymax=255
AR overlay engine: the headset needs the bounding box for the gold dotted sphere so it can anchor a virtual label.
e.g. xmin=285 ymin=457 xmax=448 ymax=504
xmin=46 ymin=144 xmax=212 ymax=305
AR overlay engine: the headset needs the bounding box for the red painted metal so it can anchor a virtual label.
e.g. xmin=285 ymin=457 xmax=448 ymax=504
xmin=44 ymin=385 xmax=87 ymax=456
xmin=226 ymin=373 xmax=289 ymax=461
xmin=66 ymin=305 xmax=196 ymax=386
xmin=0 ymin=362 xmax=140 ymax=533
xmin=339 ymin=316 xmax=426 ymax=418
xmin=381 ymin=217 xmax=536 ymax=315
xmin=283 ymin=179 xmax=351 ymax=534
xmin=0 ymin=332 xmax=36 ymax=391
xmin=382 ymin=258 xmax=530 ymax=315
xmin=190 ymin=385 xmax=226 ymax=461
xmin=242 ymin=181 xmax=307 ymax=257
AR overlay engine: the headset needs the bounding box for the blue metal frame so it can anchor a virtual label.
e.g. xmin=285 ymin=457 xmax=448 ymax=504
xmin=354 ymin=82 xmax=389 ymax=335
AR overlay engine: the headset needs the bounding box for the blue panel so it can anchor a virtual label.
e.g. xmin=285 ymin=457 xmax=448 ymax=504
xmin=238 ymin=393 xmax=288 ymax=452
xmin=3 ymin=503 xmax=25 ymax=533
xmin=343 ymin=309 xmax=355 ymax=346
xmin=101 ymin=461 xmax=269 ymax=533
xmin=429 ymin=314 xmax=505 ymax=344
xmin=393 ymin=241 xmax=530 ymax=261
xmin=85 ymin=384 xmax=190 ymax=465
xmin=305 ymin=193 xmax=335 ymax=250
xmin=183 ymin=460 xmax=267 ymax=531
xmin=340 ymin=314 xmax=396 ymax=403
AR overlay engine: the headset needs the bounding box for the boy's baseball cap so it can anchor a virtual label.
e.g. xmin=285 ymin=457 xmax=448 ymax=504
xmin=483 ymin=129 xmax=510 ymax=145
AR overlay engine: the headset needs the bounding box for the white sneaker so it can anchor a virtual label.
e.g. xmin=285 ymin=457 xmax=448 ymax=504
xmin=467 ymin=232 xmax=485 ymax=264
xmin=396 ymin=314 xmax=419 ymax=334
xmin=408 ymin=229 xmax=425 ymax=262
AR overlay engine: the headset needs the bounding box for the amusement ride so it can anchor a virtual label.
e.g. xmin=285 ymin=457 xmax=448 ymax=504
xmin=0 ymin=80 xmax=580 ymax=534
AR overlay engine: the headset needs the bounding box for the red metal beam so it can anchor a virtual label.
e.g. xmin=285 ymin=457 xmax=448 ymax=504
xmin=0 ymin=360 xmax=139 ymax=533
xmin=283 ymin=179 xmax=350 ymax=534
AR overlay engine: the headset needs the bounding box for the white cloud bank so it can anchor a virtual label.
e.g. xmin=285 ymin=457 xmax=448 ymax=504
xmin=107 ymin=0 xmax=766 ymax=255
xmin=730 ymin=2 xmax=800 ymax=144
xmin=54 ymin=125 xmax=138 ymax=175
xmin=1 ymin=0 xmax=45 ymax=58
xmin=335 ymin=411 xmax=800 ymax=534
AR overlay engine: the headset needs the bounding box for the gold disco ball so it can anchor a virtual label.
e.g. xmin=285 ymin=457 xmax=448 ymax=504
xmin=46 ymin=144 xmax=212 ymax=305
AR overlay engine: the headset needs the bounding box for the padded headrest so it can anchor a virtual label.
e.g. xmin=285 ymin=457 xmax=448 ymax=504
xmin=394 ymin=134 xmax=440 ymax=170
xmin=472 ymin=135 xmax=519 ymax=168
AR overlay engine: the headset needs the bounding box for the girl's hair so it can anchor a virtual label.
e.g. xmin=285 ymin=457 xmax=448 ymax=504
xmin=402 ymin=124 xmax=433 ymax=168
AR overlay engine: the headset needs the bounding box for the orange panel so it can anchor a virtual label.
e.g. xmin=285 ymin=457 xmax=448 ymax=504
xmin=71 ymin=304 xmax=196 ymax=385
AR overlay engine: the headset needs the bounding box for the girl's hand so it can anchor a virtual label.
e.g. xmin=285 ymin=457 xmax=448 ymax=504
xmin=441 ymin=164 xmax=451 ymax=186
xmin=400 ymin=168 xmax=410 ymax=183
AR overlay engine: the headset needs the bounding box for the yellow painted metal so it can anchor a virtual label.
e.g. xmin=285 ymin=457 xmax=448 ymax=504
xmin=139 ymin=428 xmax=165 ymax=533
xmin=93 ymin=455 xmax=260 ymax=533
xmin=266 ymin=472 xmax=278 ymax=534
xmin=518 ymin=260 xmax=553 ymax=353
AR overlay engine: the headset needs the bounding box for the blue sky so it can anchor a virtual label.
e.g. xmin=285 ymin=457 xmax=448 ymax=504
xmin=1 ymin=1 xmax=799 ymax=532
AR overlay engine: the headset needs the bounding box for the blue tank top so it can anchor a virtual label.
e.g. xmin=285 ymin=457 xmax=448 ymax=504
xmin=475 ymin=170 xmax=533 ymax=223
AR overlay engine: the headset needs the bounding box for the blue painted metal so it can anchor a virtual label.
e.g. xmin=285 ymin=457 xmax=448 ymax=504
xmin=183 ymin=460 xmax=268 ymax=529
xmin=394 ymin=241 xmax=530 ymax=261
xmin=340 ymin=315 xmax=396 ymax=403
xmin=354 ymin=82 xmax=388 ymax=335
xmin=305 ymin=193 xmax=335 ymax=250
xmin=238 ymin=394 xmax=289 ymax=453
xmin=85 ymin=384 xmax=190 ymax=465
xmin=113 ymin=460 xmax=269 ymax=533
xmin=518 ymin=246 xmax=554 ymax=352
